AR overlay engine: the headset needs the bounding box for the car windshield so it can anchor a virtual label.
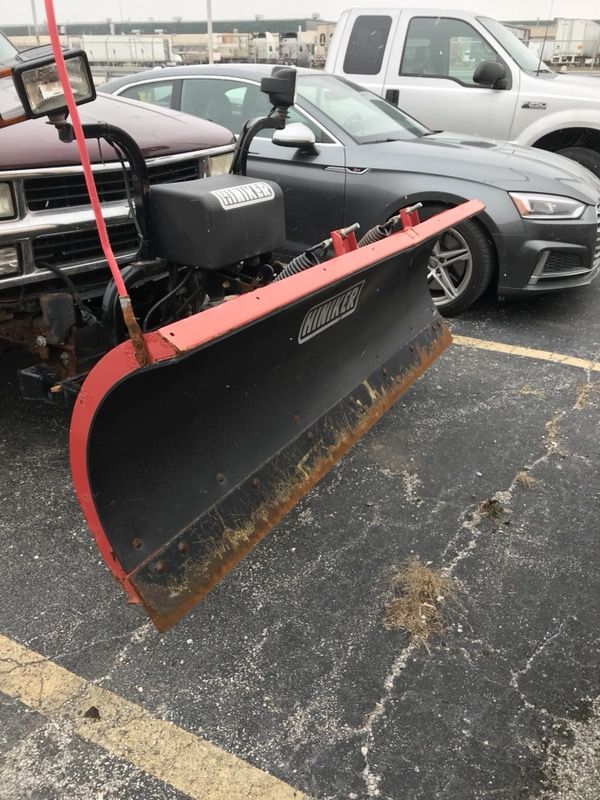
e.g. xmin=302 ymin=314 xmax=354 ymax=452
xmin=296 ymin=74 xmax=430 ymax=144
xmin=0 ymin=33 xmax=18 ymax=65
xmin=478 ymin=17 xmax=554 ymax=74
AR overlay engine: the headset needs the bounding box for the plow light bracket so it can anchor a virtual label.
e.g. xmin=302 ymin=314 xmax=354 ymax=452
xmin=230 ymin=66 xmax=297 ymax=176
xmin=11 ymin=45 xmax=95 ymax=120
xmin=260 ymin=66 xmax=297 ymax=110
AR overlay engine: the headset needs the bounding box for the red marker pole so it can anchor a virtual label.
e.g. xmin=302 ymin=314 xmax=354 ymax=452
xmin=43 ymin=0 xmax=149 ymax=366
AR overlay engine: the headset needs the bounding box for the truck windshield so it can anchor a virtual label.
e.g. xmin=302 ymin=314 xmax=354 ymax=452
xmin=478 ymin=17 xmax=554 ymax=74
xmin=297 ymin=74 xmax=430 ymax=144
xmin=0 ymin=33 xmax=18 ymax=65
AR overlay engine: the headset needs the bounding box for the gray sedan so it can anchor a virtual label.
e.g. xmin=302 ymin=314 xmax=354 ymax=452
xmin=102 ymin=65 xmax=600 ymax=314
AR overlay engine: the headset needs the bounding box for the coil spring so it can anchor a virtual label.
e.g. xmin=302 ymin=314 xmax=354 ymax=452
xmin=358 ymin=224 xmax=388 ymax=247
xmin=274 ymin=248 xmax=322 ymax=282
xmin=358 ymin=215 xmax=401 ymax=247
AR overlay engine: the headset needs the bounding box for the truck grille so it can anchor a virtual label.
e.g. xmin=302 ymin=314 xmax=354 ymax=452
xmin=32 ymin=222 xmax=139 ymax=269
xmin=594 ymin=202 xmax=600 ymax=268
xmin=25 ymin=158 xmax=202 ymax=211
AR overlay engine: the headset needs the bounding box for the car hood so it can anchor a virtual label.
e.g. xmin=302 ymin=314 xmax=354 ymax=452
xmin=0 ymin=93 xmax=235 ymax=171
xmin=354 ymin=131 xmax=600 ymax=205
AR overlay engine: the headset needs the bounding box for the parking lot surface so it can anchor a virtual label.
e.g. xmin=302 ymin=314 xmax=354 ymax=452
xmin=1 ymin=281 xmax=599 ymax=800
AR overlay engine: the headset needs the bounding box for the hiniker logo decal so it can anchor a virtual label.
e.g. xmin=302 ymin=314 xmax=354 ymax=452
xmin=298 ymin=281 xmax=365 ymax=344
xmin=211 ymin=182 xmax=275 ymax=210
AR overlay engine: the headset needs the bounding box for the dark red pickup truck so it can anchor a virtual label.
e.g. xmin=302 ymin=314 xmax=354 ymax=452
xmin=0 ymin=32 xmax=235 ymax=386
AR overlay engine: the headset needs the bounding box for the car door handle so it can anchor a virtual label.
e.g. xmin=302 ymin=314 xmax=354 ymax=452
xmin=385 ymin=89 xmax=399 ymax=105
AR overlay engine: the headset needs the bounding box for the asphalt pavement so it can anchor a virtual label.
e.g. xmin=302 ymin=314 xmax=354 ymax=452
xmin=0 ymin=279 xmax=599 ymax=800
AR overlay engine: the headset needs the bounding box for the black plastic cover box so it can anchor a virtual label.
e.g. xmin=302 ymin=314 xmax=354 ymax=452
xmin=150 ymin=174 xmax=286 ymax=270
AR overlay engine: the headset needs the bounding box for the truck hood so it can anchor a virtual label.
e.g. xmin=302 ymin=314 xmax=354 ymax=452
xmin=541 ymin=73 xmax=600 ymax=102
xmin=0 ymin=93 xmax=235 ymax=171
xmin=355 ymin=132 xmax=600 ymax=205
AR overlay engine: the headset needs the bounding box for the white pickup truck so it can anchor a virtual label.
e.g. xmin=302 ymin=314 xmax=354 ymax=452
xmin=326 ymin=8 xmax=600 ymax=177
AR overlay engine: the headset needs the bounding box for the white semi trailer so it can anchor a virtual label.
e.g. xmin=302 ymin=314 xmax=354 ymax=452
xmin=553 ymin=18 xmax=600 ymax=65
xmin=68 ymin=34 xmax=172 ymax=66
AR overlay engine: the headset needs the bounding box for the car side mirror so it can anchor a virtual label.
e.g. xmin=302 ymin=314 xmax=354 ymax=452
xmin=473 ymin=60 xmax=508 ymax=89
xmin=272 ymin=122 xmax=316 ymax=152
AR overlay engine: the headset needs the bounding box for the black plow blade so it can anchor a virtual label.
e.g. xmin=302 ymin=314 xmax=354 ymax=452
xmin=70 ymin=201 xmax=483 ymax=629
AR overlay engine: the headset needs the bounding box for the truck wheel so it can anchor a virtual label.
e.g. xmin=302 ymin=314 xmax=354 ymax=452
xmin=419 ymin=205 xmax=495 ymax=315
xmin=555 ymin=146 xmax=600 ymax=178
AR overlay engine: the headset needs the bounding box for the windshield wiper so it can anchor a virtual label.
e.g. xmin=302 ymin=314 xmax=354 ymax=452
xmin=362 ymin=137 xmax=403 ymax=144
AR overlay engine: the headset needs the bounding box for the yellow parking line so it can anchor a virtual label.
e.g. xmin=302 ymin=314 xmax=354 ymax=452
xmin=0 ymin=634 xmax=305 ymax=800
xmin=452 ymin=334 xmax=600 ymax=372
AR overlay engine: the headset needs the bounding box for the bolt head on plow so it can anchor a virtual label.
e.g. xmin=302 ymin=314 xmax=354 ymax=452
xmin=70 ymin=201 xmax=483 ymax=630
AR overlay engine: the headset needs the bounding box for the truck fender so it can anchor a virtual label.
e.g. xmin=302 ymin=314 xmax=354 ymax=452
xmin=513 ymin=109 xmax=600 ymax=149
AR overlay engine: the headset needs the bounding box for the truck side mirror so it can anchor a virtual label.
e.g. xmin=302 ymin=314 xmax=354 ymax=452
xmin=272 ymin=122 xmax=316 ymax=152
xmin=473 ymin=60 xmax=508 ymax=89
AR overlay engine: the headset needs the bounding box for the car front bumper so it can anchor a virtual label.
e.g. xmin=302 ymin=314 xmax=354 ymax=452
xmin=494 ymin=202 xmax=600 ymax=295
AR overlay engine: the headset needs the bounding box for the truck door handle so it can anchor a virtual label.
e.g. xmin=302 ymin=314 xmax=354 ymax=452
xmin=385 ymin=89 xmax=399 ymax=105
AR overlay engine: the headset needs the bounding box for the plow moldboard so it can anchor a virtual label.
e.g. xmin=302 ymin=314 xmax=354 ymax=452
xmin=70 ymin=202 xmax=482 ymax=629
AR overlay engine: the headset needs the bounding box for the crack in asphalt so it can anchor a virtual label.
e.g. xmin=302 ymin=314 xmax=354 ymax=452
xmin=356 ymin=378 xmax=594 ymax=798
xmin=357 ymin=642 xmax=418 ymax=797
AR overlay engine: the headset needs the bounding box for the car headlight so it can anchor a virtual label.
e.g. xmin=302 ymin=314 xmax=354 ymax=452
xmin=509 ymin=192 xmax=586 ymax=220
xmin=209 ymin=152 xmax=234 ymax=176
xmin=0 ymin=183 xmax=15 ymax=219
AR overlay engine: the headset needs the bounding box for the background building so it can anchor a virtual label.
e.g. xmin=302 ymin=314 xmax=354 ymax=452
xmin=3 ymin=17 xmax=336 ymax=68
xmin=4 ymin=15 xmax=599 ymax=72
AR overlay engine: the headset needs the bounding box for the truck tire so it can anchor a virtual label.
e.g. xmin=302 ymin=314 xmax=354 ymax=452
xmin=418 ymin=204 xmax=496 ymax=316
xmin=555 ymin=146 xmax=600 ymax=179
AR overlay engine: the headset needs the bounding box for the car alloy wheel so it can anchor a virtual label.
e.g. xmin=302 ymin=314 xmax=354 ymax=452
xmin=417 ymin=204 xmax=495 ymax=315
xmin=427 ymin=227 xmax=473 ymax=308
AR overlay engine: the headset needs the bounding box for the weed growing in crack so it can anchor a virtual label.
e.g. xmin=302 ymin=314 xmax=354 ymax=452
xmin=519 ymin=384 xmax=544 ymax=398
xmin=478 ymin=497 xmax=511 ymax=524
xmin=575 ymin=381 xmax=599 ymax=409
xmin=383 ymin=558 xmax=457 ymax=645
xmin=515 ymin=471 xmax=538 ymax=490
xmin=544 ymin=415 xmax=561 ymax=451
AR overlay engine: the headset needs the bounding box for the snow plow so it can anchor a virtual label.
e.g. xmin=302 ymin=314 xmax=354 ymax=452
xmin=2 ymin=2 xmax=484 ymax=630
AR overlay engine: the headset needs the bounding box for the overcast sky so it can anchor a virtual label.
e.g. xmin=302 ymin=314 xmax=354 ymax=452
xmin=4 ymin=0 xmax=599 ymax=25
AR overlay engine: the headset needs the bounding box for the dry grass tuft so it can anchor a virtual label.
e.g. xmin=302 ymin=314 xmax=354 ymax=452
xmin=515 ymin=470 xmax=538 ymax=489
xmin=575 ymin=381 xmax=599 ymax=409
xmin=544 ymin=414 xmax=561 ymax=450
xmin=383 ymin=558 xmax=456 ymax=644
xmin=478 ymin=497 xmax=510 ymax=524
xmin=519 ymin=384 xmax=544 ymax=398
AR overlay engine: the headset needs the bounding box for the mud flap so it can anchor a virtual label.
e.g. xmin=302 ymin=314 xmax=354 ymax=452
xmin=70 ymin=201 xmax=483 ymax=630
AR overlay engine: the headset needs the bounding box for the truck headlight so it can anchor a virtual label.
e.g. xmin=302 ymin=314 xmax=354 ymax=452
xmin=510 ymin=192 xmax=586 ymax=220
xmin=0 ymin=246 xmax=20 ymax=275
xmin=209 ymin=152 xmax=233 ymax=176
xmin=0 ymin=183 xmax=14 ymax=219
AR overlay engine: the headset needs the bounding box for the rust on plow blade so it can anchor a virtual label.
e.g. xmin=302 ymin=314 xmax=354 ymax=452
xmin=70 ymin=201 xmax=483 ymax=630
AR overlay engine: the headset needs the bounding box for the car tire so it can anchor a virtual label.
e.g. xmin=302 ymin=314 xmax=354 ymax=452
xmin=416 ymin=204 xmax=496 ymax=316
xmin=555 ymin=146 xmax=600 ymax=179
